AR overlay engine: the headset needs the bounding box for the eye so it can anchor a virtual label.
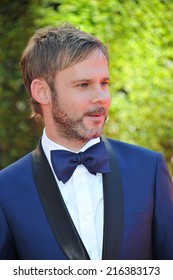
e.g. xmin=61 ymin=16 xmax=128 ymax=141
xmin=77 ymin=83 xmax=88 ymax=88
xmin=101 ymin=81 xmax=109 ymax=87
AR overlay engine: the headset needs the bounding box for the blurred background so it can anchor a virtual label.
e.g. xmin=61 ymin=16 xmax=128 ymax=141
xmin=0 ymin=0 xmax=173 ymax=174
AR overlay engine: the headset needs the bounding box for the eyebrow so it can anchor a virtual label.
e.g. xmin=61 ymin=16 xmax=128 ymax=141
xmin=71 ymin=77 xmax=110 ymax=84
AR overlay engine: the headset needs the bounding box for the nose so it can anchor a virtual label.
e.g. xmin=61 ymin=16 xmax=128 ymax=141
xmin=91 ymin=85 xmax=111 ymax=105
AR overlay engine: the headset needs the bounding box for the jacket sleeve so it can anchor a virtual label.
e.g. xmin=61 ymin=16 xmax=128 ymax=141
xmin=153 ymin=153 xmax=173 ymax=259
xmin=0 ymin=205 xmax=17 ymax=259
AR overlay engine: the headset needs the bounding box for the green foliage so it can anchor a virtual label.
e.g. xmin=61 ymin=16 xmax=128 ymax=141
xmin=0 ymin=0 xmax=173 ymax=175
xmin=0 ymin=0 xmax=43 ymax=167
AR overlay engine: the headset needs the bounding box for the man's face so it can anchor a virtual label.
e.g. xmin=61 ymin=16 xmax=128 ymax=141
xmin=51 ymin=49 xmax=111 ymax=143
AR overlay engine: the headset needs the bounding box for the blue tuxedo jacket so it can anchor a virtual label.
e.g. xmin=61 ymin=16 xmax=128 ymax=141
xmin=0 ymin=138 xmax=173 ymax=260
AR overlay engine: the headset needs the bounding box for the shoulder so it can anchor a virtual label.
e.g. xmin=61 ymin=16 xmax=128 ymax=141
xmin=106 ymin=138 xmax=159 ymax=156
xmin=0 ymin=153 xmax=33 ymax=188
xmin=105 ymin=138 xmax=172 ymax=185
xmin=0 ymin=151 xmax=40 ymax=214
xmin=105 ymin=138 xmax=164 ymax=168
xmin=0 ymin=152 xmax=35 ymax=206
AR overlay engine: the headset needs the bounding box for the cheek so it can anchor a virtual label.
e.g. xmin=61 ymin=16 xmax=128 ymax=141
xmin=106 ymin=94 xmax=111 ymax=110
xmin=60 ymin=99 xmax=86 ymax=117
xmin=66 ymin=96 xmax=89 ymax=111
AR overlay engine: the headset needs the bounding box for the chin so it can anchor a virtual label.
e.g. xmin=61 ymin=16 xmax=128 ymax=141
xmin=86 ymin=129 xmax=103 ymax=140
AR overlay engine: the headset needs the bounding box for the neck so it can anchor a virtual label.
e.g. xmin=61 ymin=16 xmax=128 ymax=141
xmin=45 ymin=128 xmax=89 ymax=152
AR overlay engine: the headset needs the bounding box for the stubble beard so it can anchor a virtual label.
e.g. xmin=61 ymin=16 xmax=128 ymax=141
xmin=52 ymin=94 xmax=107 ymax=143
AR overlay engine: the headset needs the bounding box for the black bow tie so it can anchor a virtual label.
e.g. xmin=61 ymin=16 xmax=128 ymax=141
xmin=51 ymin=141 xmax=110 ymax=184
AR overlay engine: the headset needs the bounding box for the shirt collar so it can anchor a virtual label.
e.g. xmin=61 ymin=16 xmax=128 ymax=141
xmin=41 ymin=128 xmax=101 ymax=161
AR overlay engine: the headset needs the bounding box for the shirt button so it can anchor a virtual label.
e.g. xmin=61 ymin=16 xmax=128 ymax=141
xmin=83 ymin=213 xmax=89 ymax=220
xmin=76 ymin=181 xmax=82 ymax=186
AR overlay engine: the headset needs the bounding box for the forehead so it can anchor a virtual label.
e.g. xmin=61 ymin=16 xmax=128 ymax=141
xmin=57 ymin=49 xmax=109 ymax=81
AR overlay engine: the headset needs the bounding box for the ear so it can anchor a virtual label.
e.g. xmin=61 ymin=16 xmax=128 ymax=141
xmin=30 ymin=79 xmax=51 ymax=105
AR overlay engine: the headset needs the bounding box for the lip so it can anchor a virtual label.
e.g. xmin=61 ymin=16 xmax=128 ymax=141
xmin=85 ymin=107 xmax=106 ymax=121
xmin=87 ymin=112 xmax=104 ymax=116
xmin=86 ymin=114 xmax=105 ymax=121
xmin=89 ymin=114 xmax=103 ymax=117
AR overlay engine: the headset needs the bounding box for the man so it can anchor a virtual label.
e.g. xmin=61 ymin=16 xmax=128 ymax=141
xmin=0 ymin=23 xmax=173 ymax=260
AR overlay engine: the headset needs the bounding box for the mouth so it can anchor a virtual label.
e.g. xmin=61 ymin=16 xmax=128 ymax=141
xmin=88 ymin=113 xmax=104 ymax=117
xmin=85 ymin=107 xmax=106 ymax=117
xmin=85 ymin=110 xmax=107 ymax=124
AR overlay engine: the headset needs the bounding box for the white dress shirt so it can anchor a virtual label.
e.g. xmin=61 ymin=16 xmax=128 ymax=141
xmin=41 ymin=129 xmax=104 ymax=260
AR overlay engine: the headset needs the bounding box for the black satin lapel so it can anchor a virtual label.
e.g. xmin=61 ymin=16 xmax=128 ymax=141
xmin=102 ymin=138 xmax=124 ymax=260
xmin=32 ymin=142 xmax=90 ymax=260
